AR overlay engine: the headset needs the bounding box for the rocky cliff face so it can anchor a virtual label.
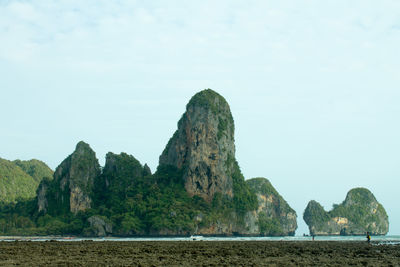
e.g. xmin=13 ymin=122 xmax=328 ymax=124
xmin=39 ymin=141 xmax=101 ymax=215
xmin=193 ymin=175 xmax=298 ymax=237
xmin=36 ymin=178 xmax=51 ymax=213
xmin=157 ymin=89 xmax=295 ymax=236
xmin=159 ymin=89 xmax=236 ymax=202
xmin=30 ymin=89 xmax=297 ymax=237
xmin=85 ymin=216 xmax=113 ymax=237
xmin=246 ymin=178 xmax=297 ymax=236
xmin=304 ymin=188 xmax=389 ymax=235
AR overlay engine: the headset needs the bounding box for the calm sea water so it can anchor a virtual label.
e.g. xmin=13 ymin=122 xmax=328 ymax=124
xmin=2 ymin=235 xmax=400 ymax=244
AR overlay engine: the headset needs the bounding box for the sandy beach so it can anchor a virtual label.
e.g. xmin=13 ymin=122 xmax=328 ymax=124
xmin=0 ymin=240 xmax=399 ymax=266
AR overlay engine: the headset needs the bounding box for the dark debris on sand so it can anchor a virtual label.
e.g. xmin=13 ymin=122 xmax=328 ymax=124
xmin=0 ymin=241 xmax=399 ymax=266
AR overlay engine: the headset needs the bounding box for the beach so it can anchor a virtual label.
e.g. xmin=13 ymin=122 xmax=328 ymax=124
xmin=0 ymin=241 xmax=399 ymax=266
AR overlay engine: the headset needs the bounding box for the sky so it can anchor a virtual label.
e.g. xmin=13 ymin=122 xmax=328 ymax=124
xmin=1 ymin=0 xmax=399 ymax=235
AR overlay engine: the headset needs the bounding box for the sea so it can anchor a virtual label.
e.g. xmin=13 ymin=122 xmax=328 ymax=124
xmin=1 ymin=235 xmax=400 ymax=245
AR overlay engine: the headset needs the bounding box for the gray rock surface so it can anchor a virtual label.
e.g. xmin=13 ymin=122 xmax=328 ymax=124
xmin=87 ymin=216 xmax=113 ymax=237
xmin=44 ymin=141 xmax=101 ymax=215
xmin=159 ymin=89 xmax=235 ymax=202
xmin=246 ymin=178 xmax=297 ymax=236
xmin=37 ymin=178 xmax=51 ymax=213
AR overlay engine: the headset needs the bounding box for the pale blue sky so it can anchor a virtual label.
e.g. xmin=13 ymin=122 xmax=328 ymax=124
xmin=1 ymin=0 xmax=399 ymax=235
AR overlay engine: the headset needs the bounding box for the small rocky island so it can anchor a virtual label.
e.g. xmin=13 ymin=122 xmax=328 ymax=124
xmin=303 ymin=188 xmax=389 ymax=235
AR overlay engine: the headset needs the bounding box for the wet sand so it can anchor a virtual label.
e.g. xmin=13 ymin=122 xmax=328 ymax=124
xmin=0 ymin=241 xmax=399 ymax=266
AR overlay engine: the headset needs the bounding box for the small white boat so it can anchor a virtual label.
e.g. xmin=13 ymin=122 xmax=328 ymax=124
xmin=190 ymin=235 xmax=203 ymax=241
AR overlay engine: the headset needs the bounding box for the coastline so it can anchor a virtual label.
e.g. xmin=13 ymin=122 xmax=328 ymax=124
xmin=0 ymin=240 xmax=399 ymax=266
xmin=1 ymin=235 xmax=399 ymax=242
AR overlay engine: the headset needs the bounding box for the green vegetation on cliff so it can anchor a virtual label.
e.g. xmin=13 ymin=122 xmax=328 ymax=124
xmin=187 ymin=89 xmax=234 ymax=140
xmin=0 ymin=150 xmax=261 ymax=236
xmin=40 ymin=141 xmax=101 ymax=217
xmin=13 ymin=159 xmax=53 ymax=183
xmin=303 ymin=200 xmax=330 ymax=230
xmin=227 ymin=156 xmax=258 ymax=214
xmin=329 ymin=188 xmax=388 ymax=233
xmin=257 ymin=214 xmax=283 ymax=236
xmin=0 ymin=89 xmax=297 ymax=237
xmin=0 ymin=158 xmax=52 ymax=203
xmin=92 ymin=163 xmax=210 ymax=235
xmin=303 ymin=188 xmax=389 ymax=235
xmin=187 ymin=89 xmax=229 ymax=115
xmin=93 ymin=152 xmax=145 ymax=212
xmin=247 ymin=178 xmax=297 ymax=236
xmin=0 ymin=151 xmax=291 ymax=237
xmin=91 ymin=153 xmax=198 ymax=234
xmin=247 ymin=178 xmax=295 ymax=215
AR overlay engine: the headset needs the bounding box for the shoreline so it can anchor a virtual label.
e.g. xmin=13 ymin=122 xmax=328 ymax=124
xmin=0 ymin=235 xmax=399 ymax=241
xmin=0 ymin=241 xmax=399 ymax=266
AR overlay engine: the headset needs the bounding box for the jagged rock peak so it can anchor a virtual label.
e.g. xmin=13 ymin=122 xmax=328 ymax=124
xmin=48 ymin=141 xmax=101 ymax=215
xmin=159 ymin=89 xmax=236 ymax=202
xmin=143 ymin=163 xmax=152 ymax=176
xmin=74 ymin=141 xmax=93 ymax=154
xmin=303 ymin=187 xmax=388 ymax=236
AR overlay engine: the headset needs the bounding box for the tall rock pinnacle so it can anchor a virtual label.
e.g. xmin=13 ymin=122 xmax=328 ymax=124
xmin=159 ymin=89 xmax=236 ymax=202
xmin=39 ymin=141 xmax=101 ymax=215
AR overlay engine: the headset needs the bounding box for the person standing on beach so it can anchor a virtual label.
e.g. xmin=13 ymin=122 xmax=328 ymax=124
xmin=366 ymin=232 xmax=371 ymax=243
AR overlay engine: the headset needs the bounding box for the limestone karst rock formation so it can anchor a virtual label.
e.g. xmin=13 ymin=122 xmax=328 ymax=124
xmin=159 ymin=89 xmax=236 ymax=202
xmin=37 ymin=141 xmax=101 ymax=215
xmin=32 ymin=89 xmax=298 ymax=236
xmin=303 ymin=188 xmax=389 ymax=235
xmin=158 ymin=89 xmax=297 ymax=236
xmin=93 ymin=152 xmax=149 ymax=212
xmin=246 ymin=178 xmax=297 ymax=236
